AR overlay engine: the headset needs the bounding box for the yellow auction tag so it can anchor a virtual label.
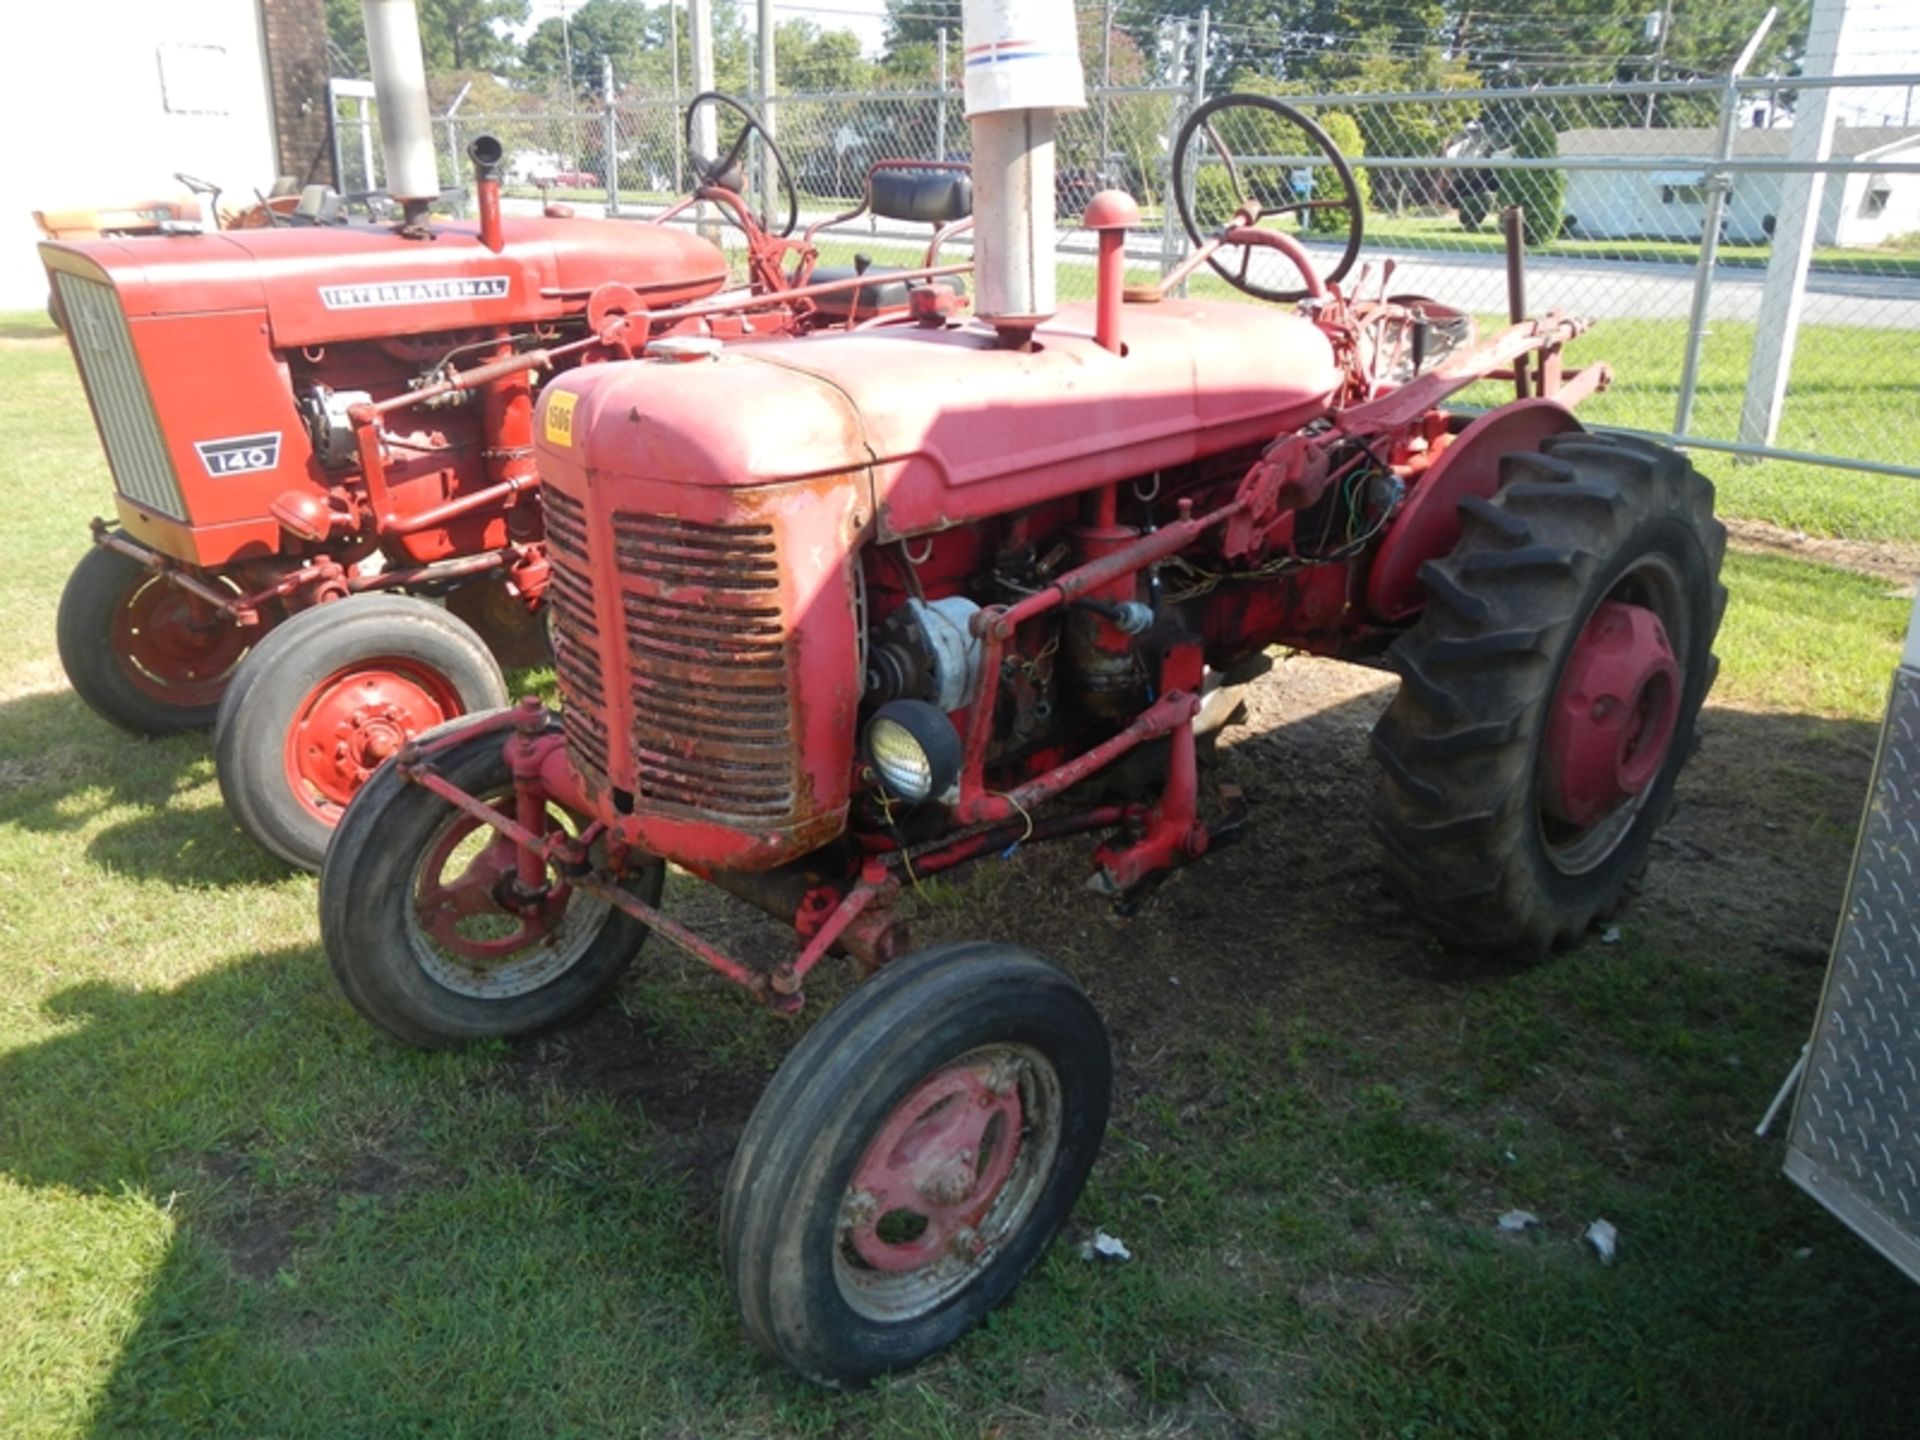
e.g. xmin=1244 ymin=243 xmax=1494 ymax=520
xmin=545 ymin=390 xmax=577 ymax=446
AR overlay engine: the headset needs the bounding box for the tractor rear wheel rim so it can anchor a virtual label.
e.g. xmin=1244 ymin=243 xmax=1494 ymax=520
xmin=1538 ymin=555 xmax=1689 ymax=876
xmin=112 ymin=575 xmax=248 ymax=706
xmin=403 ymin=789 xmax=613 ymax=1000
xmin=834 ymin=1043 xmax=1062 ymax=1323
xmin=286 ymin=661 xmax=463 ymax=821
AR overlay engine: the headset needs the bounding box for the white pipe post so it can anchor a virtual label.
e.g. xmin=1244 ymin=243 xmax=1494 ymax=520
xmin=962 ymin=0 xmax=1087 ymax=342
xmin=361 ymin=0 xmax=439 ymax=207
xmin=1738 ymin=0 xmax=1865 ymax=448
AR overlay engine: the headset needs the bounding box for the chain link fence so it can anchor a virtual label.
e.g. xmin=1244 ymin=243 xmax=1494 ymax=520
xmin=334 ymin=58 xmax=1920 ymax=489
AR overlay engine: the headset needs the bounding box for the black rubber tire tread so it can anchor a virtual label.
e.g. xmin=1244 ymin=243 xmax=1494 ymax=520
xmin=56 ymin=537 xmax=232 ymax=734
xmin=320 ymin=710 xmax=661 ymax=1048
xmin=1370 ymin=431 xmax=1727 ymax=957
xmin=215 ymin=595 xmax=509 ymax=872
xmin=722 ymin=943 xmax=1111 ymax=1387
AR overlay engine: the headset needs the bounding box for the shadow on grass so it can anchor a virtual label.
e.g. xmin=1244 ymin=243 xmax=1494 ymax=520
xmin=0 ymin=688 xmax=294 ymax=888
xmin=0 ymin=942 xmax=789 ymax=1435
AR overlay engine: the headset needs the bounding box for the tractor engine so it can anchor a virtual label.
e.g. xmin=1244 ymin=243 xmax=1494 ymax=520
xmin=533 ymin=296 xmax=1344 ymax=873
xmin=42 ymin=217 xmax=728 ymax=577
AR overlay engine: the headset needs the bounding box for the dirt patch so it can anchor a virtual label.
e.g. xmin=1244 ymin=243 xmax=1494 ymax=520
xmin=1724 ymin=517 xmax=1920 ymax=591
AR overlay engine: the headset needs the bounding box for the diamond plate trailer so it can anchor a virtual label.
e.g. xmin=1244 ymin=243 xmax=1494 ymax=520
xmin=1779 ymin=589 xmax=1920 ymax=1284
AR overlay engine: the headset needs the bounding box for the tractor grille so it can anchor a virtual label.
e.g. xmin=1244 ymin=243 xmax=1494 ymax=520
xmin=613 ymin=512 xmax=796 ymax=822
xmin=541 ymin=488 xmax=610 ymax=785
xmin=52 ymin=272 xmax=186 ymax=521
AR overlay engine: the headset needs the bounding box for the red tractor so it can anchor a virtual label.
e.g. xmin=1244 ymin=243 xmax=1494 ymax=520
xmin=44 ymin=74 xmax=973 ymax=872
xmin=317 ymin=91 xmax=1723 ymax=1384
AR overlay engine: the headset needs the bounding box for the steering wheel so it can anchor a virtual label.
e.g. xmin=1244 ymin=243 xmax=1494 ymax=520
xmin=1172 ymin=93 xmax=1364 ymax=304
xmin=683 ymin=91 xmax=799 ymax=239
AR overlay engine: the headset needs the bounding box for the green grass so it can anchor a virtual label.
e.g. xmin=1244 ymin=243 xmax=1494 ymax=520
xmin=5 ymin=319 xmax=1920 ymax=1436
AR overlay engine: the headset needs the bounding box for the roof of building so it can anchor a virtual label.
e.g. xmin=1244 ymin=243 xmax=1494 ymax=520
xmin=1557 ymin=124 xmax=1920 ymax=159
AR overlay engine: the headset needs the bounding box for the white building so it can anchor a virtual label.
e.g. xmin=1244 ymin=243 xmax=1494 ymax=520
xmin=1558 ymin=124 xmax=1920 ymax=249
xmin=2 ymin=2 xmax=283 ymax=310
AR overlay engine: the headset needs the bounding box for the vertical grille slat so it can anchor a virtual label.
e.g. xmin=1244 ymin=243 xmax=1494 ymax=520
xmin=542 ymin=488 xmax=610 ymax=787
xmin=53 ymin=272 xmax=186 ymax=521
xmin=613 ymin=510 xmax=797 ymax=824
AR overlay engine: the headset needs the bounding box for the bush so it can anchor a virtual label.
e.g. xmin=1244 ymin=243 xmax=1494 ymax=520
xmin=1455 ymin=171 xmax=1496 ymax=231
xmin=1307 ymin=112 xmax=1370 ymax=236
xmin=1496 ymin=116 xmax=1566 ymax=247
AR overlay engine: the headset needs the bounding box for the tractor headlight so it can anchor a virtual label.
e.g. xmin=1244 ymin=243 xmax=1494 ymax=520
xmin=865 ymin=699 xmax=962 ymax=806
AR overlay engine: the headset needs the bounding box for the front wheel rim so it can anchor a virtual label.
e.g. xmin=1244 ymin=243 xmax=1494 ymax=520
xmin=286 ymin=661 xmax=464 ymax=821
xmin=111 ymin=574 xmax=250 ymax=704
xmin=834 ymin=1043 xmax=1063 ymax=1324
xmin=402 ymin=789 xmax=614 ymax=1000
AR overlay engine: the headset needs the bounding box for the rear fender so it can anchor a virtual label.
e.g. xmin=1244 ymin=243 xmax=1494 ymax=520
xmin=1365 ymin=398 xmax=1584 ymax=623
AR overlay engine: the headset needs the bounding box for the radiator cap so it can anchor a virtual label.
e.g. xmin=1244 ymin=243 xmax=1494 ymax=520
xmin=645 ymin=335 xmax=722 ymax=363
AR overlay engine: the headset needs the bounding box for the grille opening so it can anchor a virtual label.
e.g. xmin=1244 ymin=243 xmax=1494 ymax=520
xmin=53 ymin=272 xmax=186 ymax=521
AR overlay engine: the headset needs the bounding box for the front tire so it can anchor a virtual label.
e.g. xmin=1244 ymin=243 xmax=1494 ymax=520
xmin=214 ymin=594 xmax=509 ymax=871
xmin=1370 ymin=432 xmax=1726 ymax=956
xmin=723 ymin=943 xmax=1111 ymax=1387
xmin=319 ymin=711 xmax=660 ymax=1048
xmin=56 ymin=537 xmax=258 ymax=733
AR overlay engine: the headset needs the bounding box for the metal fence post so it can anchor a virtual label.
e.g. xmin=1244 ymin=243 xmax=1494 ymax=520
xmin=1672 ymin=77 xmax=1740 ymax=439
xmin=670 ymin=0 xmax=685 ymax=188
xmin=1674 ymin=10 xmax=1774 ymax=439
xmin=604 ymin=56 xmax=620 ymax=215
xmin=1159 ymin=21 xmax=1192 ymax=278
xmin=937 ymin=29 xmax=949 ymax=161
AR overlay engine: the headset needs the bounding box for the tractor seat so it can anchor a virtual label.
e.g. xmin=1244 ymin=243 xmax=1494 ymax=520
xmin=809 ymin=264 xmax=967 ymax=320
xmin=869 ymin=168 xmax=972 ymax=226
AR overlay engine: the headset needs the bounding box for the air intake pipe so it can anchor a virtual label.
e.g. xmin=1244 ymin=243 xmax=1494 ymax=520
xmin=961 ymin=0 xmax=1086 ymax=345
xmin=469 ymin=135 xmax=505 ymax=252
xmin=361 ymin=0 xmax=440 ymax=227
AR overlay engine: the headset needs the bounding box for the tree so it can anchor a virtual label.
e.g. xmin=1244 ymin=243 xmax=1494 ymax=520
xmin=422 ymin=0 xmax=529 ymax=72
xmin=326 ymin=0 xmax=529 ymax=77
xmin=1496 ymin=114 xmax=1565 ymax=246
xmin=325 ymin=0 xmax=369 ymax=75
xmin=775 ymin=19 xmax=872 ymax=93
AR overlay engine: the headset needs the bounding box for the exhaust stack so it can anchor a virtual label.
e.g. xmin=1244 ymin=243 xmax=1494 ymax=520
xmin=961 ymin=0 xmax=1086 ymax=344
xmin=361 ymin=0 xmax=440 ymax=226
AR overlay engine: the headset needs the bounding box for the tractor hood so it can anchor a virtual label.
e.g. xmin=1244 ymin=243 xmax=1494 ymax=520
xmin=537 ymin=298 xmax=1342 ymax=538
xmin=40 ymin=215 xmax=730 ymax=348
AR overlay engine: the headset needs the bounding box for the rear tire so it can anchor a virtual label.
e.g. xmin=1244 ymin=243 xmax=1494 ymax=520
xmin=1370 ymin=432 xmax=1726 ymax=956
xmin=723 ymin=942 xmax=1110 ymax=1387
xmin=319 ymin=711 xmax=660 ymax=1048
xmin=215 ymin=594 xmax=508 ymax=872
xmin=56 ymin=537 xmax=256 ymax=733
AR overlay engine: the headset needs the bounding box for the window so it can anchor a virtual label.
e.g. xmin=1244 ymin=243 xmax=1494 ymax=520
xmin=1862 ymin=178 xmax=1892 ymax=218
